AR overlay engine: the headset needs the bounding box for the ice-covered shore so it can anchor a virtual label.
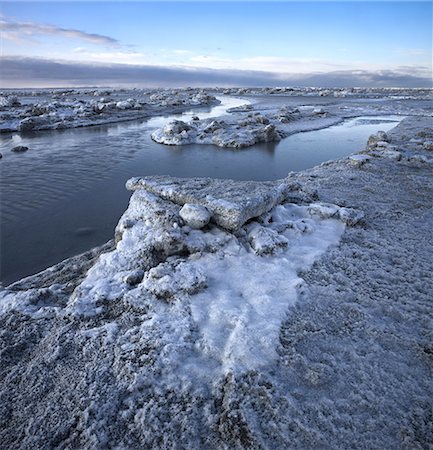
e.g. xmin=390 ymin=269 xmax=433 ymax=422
xmin=0 ymin=88 xmax=219 ymax=133
xmin=1 ymin=115 xmax=433 ymax=448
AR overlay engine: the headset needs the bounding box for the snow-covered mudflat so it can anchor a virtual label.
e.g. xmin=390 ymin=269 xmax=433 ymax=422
xmin=1 ymin=97 xmax=432 ymax=448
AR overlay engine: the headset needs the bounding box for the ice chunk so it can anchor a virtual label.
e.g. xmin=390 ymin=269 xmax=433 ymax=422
xmin=127 ymin=176 xmax=289 ymax=231
xmin=308 ymin=203 xmax=340 ymax=219
xmin=312 ymin=107 xmax=326 ymax=115
xmin=143 ymin=260 xmax=207 ymax=301
xmin=367 ymin=130 xmax=389 ymax=147
xmin=338 ymin=207 xmax=364 ymax=226
xmin=246 ymin=223 xmax=289 ymax=255
xmin=0 ymin=95 xmax=20 ymax=107
xmin=349 ymin=154 xmax=370 ymax=167
xmin=423 ymin=141 xmax=433 ymax=151
xmin=179 ymin=203 xmax=211 ymax=229
xmin=151 ymin=113 xmax=284 ymax=149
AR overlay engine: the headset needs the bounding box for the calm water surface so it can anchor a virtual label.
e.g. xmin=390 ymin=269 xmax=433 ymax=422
xmin=0 ymin=96 xmax=401 ymax=284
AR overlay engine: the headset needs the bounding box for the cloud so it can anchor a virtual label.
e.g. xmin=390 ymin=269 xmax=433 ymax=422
xmin=71 ymin=47 xmax=147 ymax=64
xmin=172 ymin=49 xmax=191 ymax=55
xmin=188 ymin=55 xmax=351 ymax=73
xmin=0 ymin=16 xmax=119 ymax=46
xmin=0 ymin=56 xmax=431 ymax=88
xmin=396 ymin=48 xmax=431 ymax=57
xmin=186 ymin=54 xmax=432 ymax=78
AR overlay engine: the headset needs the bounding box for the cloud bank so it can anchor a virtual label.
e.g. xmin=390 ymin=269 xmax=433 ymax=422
xmin=0 ymin=57 xmax=431 ymax=88
xmin=0 ymin=17 xmax=119 ymax=46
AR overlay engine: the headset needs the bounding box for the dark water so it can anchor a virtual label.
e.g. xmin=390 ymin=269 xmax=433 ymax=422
xmin=0 ymin=96 xmax=401 ymax=285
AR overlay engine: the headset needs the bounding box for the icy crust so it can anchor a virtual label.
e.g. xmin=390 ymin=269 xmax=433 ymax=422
xmin=127 ymin=175 xmax=302 ymax=231
xmin=0 ymin=88 xmax=219 ymax=133
xmin=151 ymin=107 xmax=342 ymax=148
xmin=0 ymin=178 xmax=351 ymax=366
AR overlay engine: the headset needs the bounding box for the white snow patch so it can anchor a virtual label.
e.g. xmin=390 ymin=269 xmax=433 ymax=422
xmin=186 ymin=203 xmax=345 ymax=375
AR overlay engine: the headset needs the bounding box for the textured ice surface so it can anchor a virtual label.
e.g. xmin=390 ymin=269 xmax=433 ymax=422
xmin=127 ymin=175 xmax=291 ymax=231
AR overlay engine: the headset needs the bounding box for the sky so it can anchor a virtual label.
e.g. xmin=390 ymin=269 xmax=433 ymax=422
xmin=0 ymin=1 xmax=432 ymax=88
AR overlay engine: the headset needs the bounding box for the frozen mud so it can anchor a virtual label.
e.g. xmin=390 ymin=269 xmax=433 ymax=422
xmin=0 ymin=88 xmax=219 ymax=133
xmin=0 ymin=112 xmax=433 ymax=448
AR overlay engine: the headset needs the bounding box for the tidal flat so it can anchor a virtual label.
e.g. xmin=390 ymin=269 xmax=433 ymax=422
xmin=0 ymin=87 xmax=432 ymax=449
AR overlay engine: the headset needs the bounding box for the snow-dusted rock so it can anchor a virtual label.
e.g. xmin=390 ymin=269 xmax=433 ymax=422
xmin=179 ymin=203 xmax=211 ymax=229
xmin=116 ymin=98 xmax=137 ymax=110
xmin=148 ymin=89 xmax=218 ymax=107
xmin=30 ymin=103 xmax=54 ymax=116
xmin=151 ymin=120 xmax=196 ymax=145
xmin=274 ymin=106 xmax=301 ymax=123
xmin=408 ymin=154 xmax=433 ymax=164
xmin=308 ymin=203 xmax=340 ymax=219
xmin=379 ymin=149 xmax=403 ymax=161
xmin=227 ymin=104 xmax=254 ymax=113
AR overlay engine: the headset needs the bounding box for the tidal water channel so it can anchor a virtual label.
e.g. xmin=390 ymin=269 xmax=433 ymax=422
xmin=0 ymin=96 xmax=401 ymax=284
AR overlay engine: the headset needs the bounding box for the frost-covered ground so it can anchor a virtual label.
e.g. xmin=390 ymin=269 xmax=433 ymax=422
xmin=1 ymin=107 xmax=432 ymax=448
xmin=0 ymin=88 xmax=219 ymax=132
